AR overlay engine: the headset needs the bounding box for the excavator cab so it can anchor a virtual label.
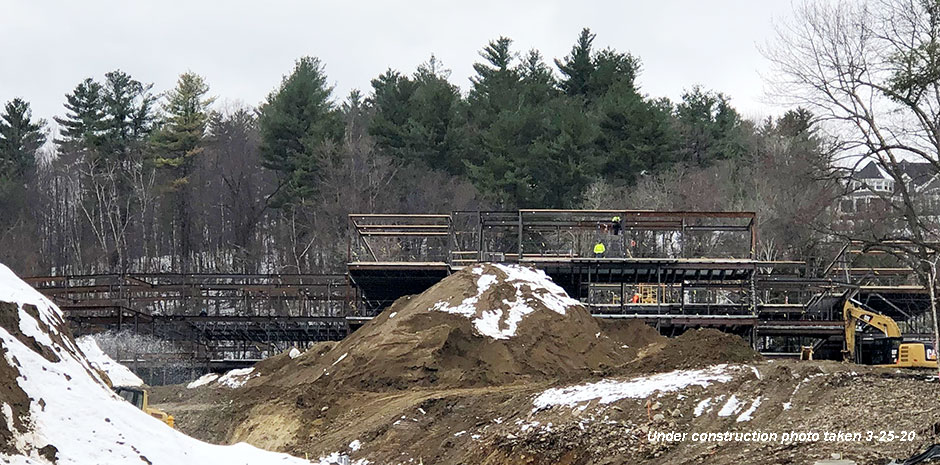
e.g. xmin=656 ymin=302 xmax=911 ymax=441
xmin=113 ymin=386 xmax=175 ymax=428
xmin=115 ymin=385 xmax=145 ymax=409
xmin=858 ymin=337 xmax=901 ymax=365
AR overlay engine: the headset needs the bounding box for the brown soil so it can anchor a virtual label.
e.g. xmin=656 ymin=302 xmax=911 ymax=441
xmin=250 ymin=264 xmax=632 ymax=392
xmin=146 ymin=265 xmax=937 ymax=465
xmin=631 ymin=328 xmax=762 ymax=373
xmin=0 ymin=301 xmax=44 ymax=455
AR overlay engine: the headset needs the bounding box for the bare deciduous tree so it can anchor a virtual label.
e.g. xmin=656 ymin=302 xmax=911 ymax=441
xmin=766 ymin=0 xmax=940 ymax=376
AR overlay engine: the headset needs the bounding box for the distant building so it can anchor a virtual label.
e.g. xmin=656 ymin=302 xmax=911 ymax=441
xmin=838 ymin=160 xmax=940 ymax=215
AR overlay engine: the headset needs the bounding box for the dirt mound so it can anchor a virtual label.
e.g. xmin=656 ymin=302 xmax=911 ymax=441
xmin=255 ymin=264 xmax=631 ymax=391
xmin=599 ymin=319 xmax=666 ymax=349
xmin=632 ymin=328 xmax=762 ymax=372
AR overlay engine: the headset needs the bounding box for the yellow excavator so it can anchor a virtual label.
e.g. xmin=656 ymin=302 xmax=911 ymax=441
xmin=113 ymin=386 xmax=175 ymax=428
xmin=843 ymin=299 xmax=937 ymax=368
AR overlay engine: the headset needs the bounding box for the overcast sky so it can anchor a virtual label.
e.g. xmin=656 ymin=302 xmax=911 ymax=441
xmin=0 ymin=1 xmax=796 ymax=127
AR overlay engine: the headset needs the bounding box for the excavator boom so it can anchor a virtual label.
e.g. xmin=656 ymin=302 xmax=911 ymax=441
xmin=843 ymin=299 xmax=901 ymax=361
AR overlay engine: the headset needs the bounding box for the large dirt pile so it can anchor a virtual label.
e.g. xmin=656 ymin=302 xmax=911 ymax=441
xmin=256 ymin=264 xmax=634 ymax=391
xmin=632 ymin=328 xmax=762 ymax=372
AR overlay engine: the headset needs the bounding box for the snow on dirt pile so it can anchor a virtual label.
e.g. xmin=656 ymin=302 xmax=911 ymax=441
xmin=0 ymin=263 xmax=311 ymax=465
xmin=75 ymin=335 xmax=143 ymax=387
xmin=256 ymin=263 xmax=632 ymax=391
xmin=430 ymin=264 xmax=581 ymax=339
xmin=532 ymin=364 xmax=738 ymax=410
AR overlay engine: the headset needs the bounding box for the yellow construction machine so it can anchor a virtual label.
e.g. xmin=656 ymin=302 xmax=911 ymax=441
xmin=113 ymin=386 xmax=175 ymax=428
xmin=843 ymin=300 xmax=937 ymax=369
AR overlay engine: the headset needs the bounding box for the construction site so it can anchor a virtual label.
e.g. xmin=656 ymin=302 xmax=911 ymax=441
xmin=0 ymin=209 xmax=937 ymax=464
xmin=24 ymin=210 xmax=936 ymax=379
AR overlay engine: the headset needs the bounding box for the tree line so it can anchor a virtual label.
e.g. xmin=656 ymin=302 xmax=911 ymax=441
xmin=0 ymin=28 xmax=836 ymax=275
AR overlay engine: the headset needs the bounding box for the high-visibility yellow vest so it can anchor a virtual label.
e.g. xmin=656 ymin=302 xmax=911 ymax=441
xmin=612 ymin=216 xmax=621 ymax=222
xmin=593 ymin=242 xmax=606 ymax=254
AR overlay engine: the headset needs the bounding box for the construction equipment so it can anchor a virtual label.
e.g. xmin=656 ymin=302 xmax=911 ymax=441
xmin=799 ymin=345 xmax=814 ymax=360
xmin=113 ymin=386 xmax=175 ymax=428
xmin=842 ymin=300 xmax=937 ymax=368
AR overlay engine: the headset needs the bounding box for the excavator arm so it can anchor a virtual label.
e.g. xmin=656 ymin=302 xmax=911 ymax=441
xmin=843 ymin=299 xmax=901 ymax=361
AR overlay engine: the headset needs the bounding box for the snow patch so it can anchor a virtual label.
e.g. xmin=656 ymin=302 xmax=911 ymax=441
xmin=693 ymin=397 xmax=713 ymax=417
xmin=717 ymin=395 xmax=743 ymax=417
xmin=288 ymin=348 xmax=301 ymax=359
xmin=76 ymin=336 xmax=143 ymax=387
xmin=216 ymin=367 xmax=256 ymax=388
xmin=736 ymin=396 xmax=762 ymax=422
xmin=431 ymin=264 xmax=581 ymax=339
xmin=533 ymin=365 xmax=734 ymax=410
xmin=186 ymin=373 xmax=220 ymax=389
xmin=348 ymin=439 xmax=362 ymax=452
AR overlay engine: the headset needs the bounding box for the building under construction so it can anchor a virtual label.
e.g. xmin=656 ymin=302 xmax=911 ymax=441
xmin=25 ymin=209 xmax=936 ymax=383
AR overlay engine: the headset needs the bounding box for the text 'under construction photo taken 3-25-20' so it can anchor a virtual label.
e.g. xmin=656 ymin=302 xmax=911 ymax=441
xmin=3 ymin=1 xmax=940 ymax=464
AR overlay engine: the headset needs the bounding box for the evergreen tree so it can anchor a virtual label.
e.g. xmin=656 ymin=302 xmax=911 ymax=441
xmin=151 ymin=72 xmax=214 ymax=189
xmin=369 ymin=56 xmax=468 ymax=174
xmin=596 ymin=86 xmax=675 ymax=183
xmin=556 ymin=28 xmax=596 ymax=97
xmin=675 ymin=86 xmax=747 ymax=166
xmin=556 ymin=28 xmax=641 ymax=99
xmin=150 ymin=72 xmax=214 ymax=270
xmin=54 ymin=78 xmax=107 ymax=155
xmin=369 ymin=69 xmax=418 ymax=160
xmin=466 ymin=38 xmax=595 ymax=207
xmin=258 ymin=56 xmax=342 ymax=205
xmin=0 ymin=98 xmax=46 ymax=178
xmin=468 ymin=37 xmax=521 ymax=121
xmin=100 ymin=70 xmax=156 ymax=162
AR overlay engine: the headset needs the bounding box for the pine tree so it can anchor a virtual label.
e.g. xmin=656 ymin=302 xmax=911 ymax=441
xmin=369 ymin=69 xmax=418 ymax=160
xmin=150 ymin=72 xmax=214 ymax=271
xmin=259 ymin=56 xmax=342 ymax=205
xmin=54 ymin=78 xmax=107 ymax=155
xmin=675 ymin=86 xmax=746 ymax=166
xmin=466 ymin=38 xmax=590 ymax=207
xmin=151 ymin=72 xmax=214 ymax=189
xmin=468 ymin=37 xmax=520 ymax=121
xmin=369 ymin=56 xmax=468 ymax=174
xmin=0 ymin=98 xmax=46 ymax=179
xmin=100 ymin=70 xmax=156 ymax=163
xmin=556 ymin=28 xmax=596 ymax=97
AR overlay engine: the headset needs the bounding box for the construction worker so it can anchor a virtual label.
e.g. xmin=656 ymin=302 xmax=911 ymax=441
xmin=611 ymin=215 xmax=622 ymax=235
xmin=593 ymin=241 xmax=606 ymax=257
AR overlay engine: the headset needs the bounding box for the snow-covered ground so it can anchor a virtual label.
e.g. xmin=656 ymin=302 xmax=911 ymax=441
xmin=0 ymin=263 xmax=312 ymax=465
xmin=75 ymin=336 xmax=144 ymax=387
xmin=532 ymin=365 xmax=736 ymax=410
xmin=431 ymin=264 xmax=582 ymax=339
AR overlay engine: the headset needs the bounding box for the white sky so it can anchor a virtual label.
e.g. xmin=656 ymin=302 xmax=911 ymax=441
xmin=0 ymin=1 xmax=796 ymax=126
